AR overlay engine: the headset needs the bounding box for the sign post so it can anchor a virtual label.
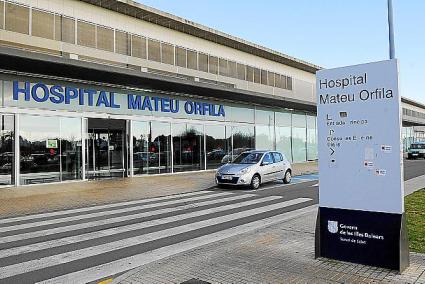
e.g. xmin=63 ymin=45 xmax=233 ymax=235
xmin=315 ymin=59 xmax=409 ymax=272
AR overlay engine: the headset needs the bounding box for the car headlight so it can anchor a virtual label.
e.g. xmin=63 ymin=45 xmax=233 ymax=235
xmin=239 ymin=167 xmax=252 ymax=175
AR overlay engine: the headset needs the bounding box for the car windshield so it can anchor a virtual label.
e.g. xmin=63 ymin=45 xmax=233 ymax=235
xmin=232 ymin=152 xmax=263 ymax=164
xmin=411 ymin=144 xmax=425 ymax=149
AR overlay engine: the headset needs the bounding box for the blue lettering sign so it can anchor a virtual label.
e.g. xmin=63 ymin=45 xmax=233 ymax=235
xmin=11 ymin=81 xmax=225 ymax=117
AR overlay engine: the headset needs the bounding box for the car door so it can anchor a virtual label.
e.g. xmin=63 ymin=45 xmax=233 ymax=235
xmin=259 ymin=152 xmax=275 ymax=182
xmin=272 ymin=152 xmax=285 ymax=180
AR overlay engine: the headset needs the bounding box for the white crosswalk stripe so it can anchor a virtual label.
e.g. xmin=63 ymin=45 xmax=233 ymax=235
xmin=0 ymin=190 xmax=313 ymax=283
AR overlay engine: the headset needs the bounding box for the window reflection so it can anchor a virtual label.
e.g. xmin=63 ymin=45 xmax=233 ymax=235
xmin=149 ymin=121 xmax=172 ymax=174
xmin=228 ymin=125 xmax=254 ymax=162
xmin=20 ymin=115 xmax=82 ymax=184
xmin=205 ymin=125 xmax=226 ymax=169
xmin=173 ymin=123 xmax=204 ymax=172
xmin=0 ymin=115 xmax=14 ymax=185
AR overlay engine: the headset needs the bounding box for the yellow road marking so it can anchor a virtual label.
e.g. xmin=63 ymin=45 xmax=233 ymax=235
xmin=97 ymin=278 xmax=113 ymax=284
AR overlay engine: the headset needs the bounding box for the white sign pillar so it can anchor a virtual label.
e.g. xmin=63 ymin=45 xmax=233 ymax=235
xmin=315 ymin=59 xmax=409 ymax=272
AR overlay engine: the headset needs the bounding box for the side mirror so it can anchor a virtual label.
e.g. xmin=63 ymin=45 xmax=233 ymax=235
xmin=261 ymin=161 xmax=270 ymax=166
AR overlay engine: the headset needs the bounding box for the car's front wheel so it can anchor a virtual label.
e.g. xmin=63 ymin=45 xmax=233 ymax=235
xmin=250 ymin=174 xmax=261 ymax=190
xmin=283 ymin=170 xmax=292 ymax=184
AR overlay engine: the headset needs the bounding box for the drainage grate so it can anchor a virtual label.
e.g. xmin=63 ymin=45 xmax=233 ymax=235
xmin=180 ymin=279 xmax=211 ymax=284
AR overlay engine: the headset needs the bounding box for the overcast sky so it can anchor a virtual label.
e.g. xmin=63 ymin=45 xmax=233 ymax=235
xmin=137 ymin=0 xmax=424 ymax=104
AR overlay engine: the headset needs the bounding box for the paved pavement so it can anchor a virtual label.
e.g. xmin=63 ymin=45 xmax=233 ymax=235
xmin=0 ymin=160 xmax=423 ymax=283
xmin=404 ymin=159 xmax=425 ymax=180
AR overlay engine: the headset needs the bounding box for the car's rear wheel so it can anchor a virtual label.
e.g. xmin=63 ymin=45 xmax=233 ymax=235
xmin=283 ymin=170 xmax=292 ymax=184
xmin=250 ymin=174 xmax=261 ymax=190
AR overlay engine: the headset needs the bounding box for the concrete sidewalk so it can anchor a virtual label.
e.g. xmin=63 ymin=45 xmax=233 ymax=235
xmin=114 ymin=173 xmax=425 ymax=284
xmin=0 ymin=162 xmax=318 ymax=218
xmin=115 ymin=193 xmax=425 ymax=284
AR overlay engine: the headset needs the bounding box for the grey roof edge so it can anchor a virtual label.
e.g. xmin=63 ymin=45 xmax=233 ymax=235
xmin=79 ymin=0 xmax=321 ymax=74
xmin=401 ymin=97 xmax=425 ymax=111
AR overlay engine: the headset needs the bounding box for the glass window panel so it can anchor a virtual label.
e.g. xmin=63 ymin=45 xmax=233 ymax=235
xmin=275 ymin=111 xmax=292 ymax=127
xmin=187 ymin=50 xmax=197 ymax=70
xmin=246 ymin=66 xmax=254 ymax=82
xmin=292 ymin=113 xmax=307 ymax=162
xmin=20 ymin=115 xmax=60 ymax=185
xmin=260 ymin=69 xmax=268 ymax=85
xmin=0 ymin=115 xmax=15 ymax=186
xmin=228 ymin=61 xmax=237 ymax=78
xmin=219 ymin=58 xmax=228 ymax=77
xmin=175 ymin=47 xmax=186 ymax=68
xmin=96 ymin=25 xmax=114 ymax=52
xmin=237 ymin=63 xmax=246 ymax=80
xmin=276 ymin=125 xmax=292 ymax=162
xmin=232 ymin=125 xmax=255 ymax=159
xmin=60 ymin=16 xmax=75 ymax=44
xmin=307 ymin=115 xmax=318 ymax=161
xmin=228 ymin=106 xmax=254 ymax=123
xmin=281 ymin=75 xmax=287 ymax=89
xmin=5 ymin=3 xmax=29 ymax=34
xmin=148 ymin=39 xmax=160 ymax=62
xmin=132 ymin=121 xmax=148 ymax=175
xmin=275 ymin=73 xmax=282 ymax=88
xmin=256 ymin=125 xmax=274 ymax=150
xmin=131 ymin=35 xmax=146 ymax=59
xmin=54 ymin=14 xmax=61 ymax=41
xmin=0 ymin=1 xmax=4 ymax=29
xmin=287 ymin=76 xmax=293 ymax=90
xmin=205 ymin=125 xmax=227 ymax=169
xmin=173 ymin=123 xmax=204 ymax=172
xmin=267 ymin=71 xmax=275 ymax=87
xmin=115 ymin=30 xmax=130 ymax=55
xmin=149 ymin=121 xmax=172 ymax=174
xmin=208 ymin=55 xmax=218 ymax=74
xmin=198 ymin=53 xmax=208 ymax=72
xmin=161 ymin=42 xmax=174 ymax=65
xmin=222 ymin=125 xmax=232 ymax=163
xmin=253 ymin=68 xmax=261 ymax=84
xmin=32 ymin=9 xmax=54 ymax=40
xmin=255 ymin=109 xmax=274 ymax=125
xmin=60 ymin=117 xmax=82 ymax=181
xmin=77 ymin=20 xmax=95 ymax=48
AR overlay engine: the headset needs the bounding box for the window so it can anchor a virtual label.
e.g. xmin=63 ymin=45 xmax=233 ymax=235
xmin=96 ymin=26 xmax=114 ymax=52
xmin=161 ymin=43 xmax=174 ymax=65
xmin=205 ymin=125 xmax=227 ymax=169
xmin=58 ymin=16 xmax=75 ymax=44
xmin=176 ymin=47 xmax=187 ymax=68
xmin=287 ymin=76 xmax=293 ymax=90
xmin=307 ymin=115 xmax=318 ymax=160
xmin=5 ymin=3 xmax=29 ymax=34
xmin=275 ymin=73 xmax=283 ymax=88
xmin=187 ymin=50 xmax=198 ymax=70
xmin=173 ymin=123 xmax=204 ymax=172
xmin=272 ymin=152 xmax=282 ymax=162
xmin=0 ymin=115 xmax=14 ymax=186
xmin=256 ymin=125 xmax=274 ymax=150
xmin=256 ymin=109 xmax=274 ymax=125
xmin=260 ymin=69 xmax=268 ymax=85
xmin=246 ymin=66 xmax=254 ymax=82
xmin=148 ymin=39 xmax=161 ymax=62
xmin=32 ymin=9 xmax=54 ymax=40
xmin=219 ymin=58 xmax=228 ymax=77
xmin=0 ymin=1 xmax=4 ymax=29
xmin=77 ymin=20 xmax=95 ymax=48
xmin=253 ymin=68 xmax=261 ymax=84
xmin=198 ymin=53 xmax=208 ymax=72
xmin=276 ymin=111 xmax=292 ymax=162
xmin=209 ymin=56 xmax=218 ymax=74
xmin=237 ymin=63 xmax=246 ymax=80
xmin=268 ymin=72 xmax=275 ymax=87
xmin=60 ymin=117 xmax=82 ymax=181
xmin=228 ymin=106 xmax=255 ymax=123
xmin=292 ymin=113 xmax=307 ymax=162
xmin=228 ymin=61 xmax=237 ymax=78
xmin=132 ymin=121 xmax=148 ymax=175
xmin=232 ymin=125 xmax=255 ymax=153
xmin=262 ymin=153 xmax=273 ymax=164
xmin=115 ymin=30 xmax=130 ymax=55
xmin=131 ymin=35 xmax=146 ymax=59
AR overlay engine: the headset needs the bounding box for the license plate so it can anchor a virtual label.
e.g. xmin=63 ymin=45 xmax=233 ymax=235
xmin=221 ymin=175 xmax=233 ymax=180
xmin=412 ymin=153 xmax=418 ymax=156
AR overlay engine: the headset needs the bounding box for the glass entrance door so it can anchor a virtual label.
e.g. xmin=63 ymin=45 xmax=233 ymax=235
xmin=86 ymin=119 xmax=126 ymax=179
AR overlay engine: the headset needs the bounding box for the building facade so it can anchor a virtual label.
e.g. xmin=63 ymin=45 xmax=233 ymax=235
xmin=0 ymin=0 xmax=319 ymax=186
xmin=0 ymin=0 xmax=423 ymax=187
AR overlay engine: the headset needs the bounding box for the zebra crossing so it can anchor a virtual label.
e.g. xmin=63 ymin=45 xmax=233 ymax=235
xmin=0 ymin=189 xmax=314 ymax=284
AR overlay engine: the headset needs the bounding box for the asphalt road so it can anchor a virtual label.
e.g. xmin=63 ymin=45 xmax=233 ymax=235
xmin=0 ymin=160 xmax=423 ymax=283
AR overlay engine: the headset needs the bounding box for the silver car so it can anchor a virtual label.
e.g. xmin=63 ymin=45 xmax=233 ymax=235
xmin=215 ymin=150 xmax=292 ymax=189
